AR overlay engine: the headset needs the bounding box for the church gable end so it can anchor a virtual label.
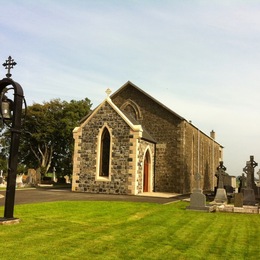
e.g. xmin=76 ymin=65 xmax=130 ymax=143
xmin=111 ymin=83 xmax=185 ymax=193
xmin=110 ymin=82 xmax=222 ymax=194
xmin=73 ymin=101 xmax=140 ymax=194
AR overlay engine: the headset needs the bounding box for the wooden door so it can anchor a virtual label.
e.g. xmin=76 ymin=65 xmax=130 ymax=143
xmin=143 ymin=152 xmax=149 ymax=192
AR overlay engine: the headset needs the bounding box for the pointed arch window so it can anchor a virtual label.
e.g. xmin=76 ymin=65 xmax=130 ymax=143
xmin=120 ymin=99 xmax=143 ymax=120
xmin=99 ymin=127 xmax=111 ymax=177
xmin=143 ymin=150 xmax=150 ymax=192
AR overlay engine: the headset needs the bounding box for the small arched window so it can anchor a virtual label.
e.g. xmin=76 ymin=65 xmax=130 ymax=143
xmin=99 ymin=127 xmax=110 ymax=177
xmin=120 ymin=99 xmax=142 ymax=120
xmin=124 ymin=104 xmax=137 ymax=120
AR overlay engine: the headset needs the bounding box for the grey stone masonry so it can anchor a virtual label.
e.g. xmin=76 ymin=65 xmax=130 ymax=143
xmin=111 ymin=82 xmax=222 ymax=194
xmin=75 ymin=101 xmax=133 ymax=194
xmin=72 ymin=82 xmax=223 ymax=195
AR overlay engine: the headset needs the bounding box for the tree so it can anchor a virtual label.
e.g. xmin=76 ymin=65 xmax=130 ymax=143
xmin=19 ymin=98 xmax=92 ymax=178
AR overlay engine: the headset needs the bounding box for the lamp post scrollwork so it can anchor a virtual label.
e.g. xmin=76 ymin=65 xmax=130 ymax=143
xmin=0 ymin=56 xmax=25 ymax=222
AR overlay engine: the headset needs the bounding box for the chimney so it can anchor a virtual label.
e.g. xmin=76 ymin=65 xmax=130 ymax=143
xmin=210 ymin=130 xmax=215 ymax=140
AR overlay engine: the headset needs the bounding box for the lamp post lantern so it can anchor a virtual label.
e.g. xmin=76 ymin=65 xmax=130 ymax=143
xmin=0 ymin=56 xmax=24 ymax=223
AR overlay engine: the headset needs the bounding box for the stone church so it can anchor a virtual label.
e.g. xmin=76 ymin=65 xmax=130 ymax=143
xmin=72 ymin=81 xmax=223 ymax=195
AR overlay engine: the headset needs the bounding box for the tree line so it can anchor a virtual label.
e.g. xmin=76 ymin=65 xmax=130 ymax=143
xmin=0 ymin=98 xmax=92 ymax=179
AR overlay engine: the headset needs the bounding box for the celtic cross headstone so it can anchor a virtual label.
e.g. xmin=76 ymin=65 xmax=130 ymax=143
xmin=242 ymin=156 xmax=257 ymax=205
xmin=215 ymin=161 xmax=227 ymax=189
xmin=214 ymin=161 xmax=228 ymax=204
xmin=238 ymin=173 xmax=246 ymax=192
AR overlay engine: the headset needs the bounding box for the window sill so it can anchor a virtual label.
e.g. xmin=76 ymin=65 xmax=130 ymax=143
xmin=96 ymin=176 xmax=111 ymax=182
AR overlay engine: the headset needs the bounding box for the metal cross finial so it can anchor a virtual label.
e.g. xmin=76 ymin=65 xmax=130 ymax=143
xmin=2 ymin=56 xmax=17 ymax=78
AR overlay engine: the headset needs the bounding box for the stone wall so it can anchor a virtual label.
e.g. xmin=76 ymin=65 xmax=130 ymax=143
xmin=71 ymin=127 xmax=82 ymax=190
xmin=182 ymin=123 xmax=221 ymax=193
xmin=112 ymin=84 xmax=222 ymax=193
xmin=112 ymin=86 xmax=185 ymax=193
xmin=73 ymin=101 xmax=134 ymax=194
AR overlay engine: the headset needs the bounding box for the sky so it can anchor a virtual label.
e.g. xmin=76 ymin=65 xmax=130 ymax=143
xmin=1 ymin=0 xmax=260 ymax=177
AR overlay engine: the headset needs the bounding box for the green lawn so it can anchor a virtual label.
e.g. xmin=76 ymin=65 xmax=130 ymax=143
xmin=0 ymin=201 xmax=259 ymax=260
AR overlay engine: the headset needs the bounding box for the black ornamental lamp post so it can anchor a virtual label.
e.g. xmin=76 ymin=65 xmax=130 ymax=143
xmin=0 ymin=56 xmax=24 ymax=223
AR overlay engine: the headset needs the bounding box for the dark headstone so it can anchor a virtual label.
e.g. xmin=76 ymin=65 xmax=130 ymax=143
xmin=224 ymin=185 xmax=234 ymax=194
xmin=234 ymin=193 xmax=243 ymax=207
xmin=238 ymin=173 xmax=246 ymax=193
xmin=242 ymin=156 xmax=257 ymax=205
xmin=243 ymin=189 xmax=256 ymax=205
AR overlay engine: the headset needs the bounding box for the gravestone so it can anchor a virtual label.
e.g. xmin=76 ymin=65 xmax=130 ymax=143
xmin=256 ymin=169 xmax=260 ymax=198
xmin=16 ymin=174 xmax=24 ymax=188
xmin=238 ymin=173 xmax=246 ymax=193
xmin=214 ymin=161 xmax=228 ymax=203
xmin=187 ymin=172 xmax=209 ymax=211
xmin=234 ymin=193 xmax=243 ymax=207
xmin=257 ymin=169 xmax=260 ymax=186
xmin=243 ymin=156 xmax=257 ymax=205
xmin=223 ymin=175 xmax=236 ymax=194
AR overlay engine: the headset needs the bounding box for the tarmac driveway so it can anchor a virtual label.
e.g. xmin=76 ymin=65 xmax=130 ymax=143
xmin=0 ymin=187 xmax=189 ymax=206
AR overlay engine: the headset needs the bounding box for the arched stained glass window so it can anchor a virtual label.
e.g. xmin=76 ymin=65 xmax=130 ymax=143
xmin=99 ymin=127 xmax=110 ymax=177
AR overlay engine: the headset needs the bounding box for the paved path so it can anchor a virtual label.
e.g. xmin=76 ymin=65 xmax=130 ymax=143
xmin=0 ymin=188 xmax=189 ymax=206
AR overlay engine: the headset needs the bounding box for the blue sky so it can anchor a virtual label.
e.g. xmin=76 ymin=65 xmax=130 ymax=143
xmin=1 ymin=0 xmax=260 ymax=177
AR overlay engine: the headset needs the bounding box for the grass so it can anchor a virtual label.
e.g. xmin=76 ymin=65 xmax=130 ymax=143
xmin=0 ymin=201 xmax=259 ymax=260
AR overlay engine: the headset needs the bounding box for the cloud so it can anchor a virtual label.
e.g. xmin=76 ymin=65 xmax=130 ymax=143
xmin=1 ymin=1 xmax=260 ymax=176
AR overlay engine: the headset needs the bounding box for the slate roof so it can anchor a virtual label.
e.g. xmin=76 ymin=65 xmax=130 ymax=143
xmin=79 ymin=81 xmax=223 ymax=147
xmin=110 ymin=81 xmax=185 ymax=121
xmin=111 ymin=81 xmax=223 ymax=147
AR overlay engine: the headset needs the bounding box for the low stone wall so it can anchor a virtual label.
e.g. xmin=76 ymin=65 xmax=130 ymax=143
xmin=214 ymin=204 xmax=260 ymax=214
